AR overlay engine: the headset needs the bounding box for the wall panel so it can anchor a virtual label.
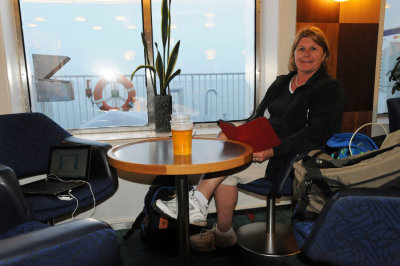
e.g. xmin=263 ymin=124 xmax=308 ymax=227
xmin=339 ymin=0 xmax=381 ymax=23
xmin=337 ymin=23 xmax=378 ymax=112
xmin=341 ymin=111 xmax=373 ymax=134
xmin=296 ymin=0 xmax=339 ymax=23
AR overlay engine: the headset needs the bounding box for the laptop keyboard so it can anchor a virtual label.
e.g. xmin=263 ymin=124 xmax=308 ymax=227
xmin=22 ymin=179 xmax=86 ymax=196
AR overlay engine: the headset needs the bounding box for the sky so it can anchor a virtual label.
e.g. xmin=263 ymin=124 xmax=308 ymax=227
xmin=19 ymin=0 xmax=255 ymax=77
xmin=384 ymin=0 xmax=400 ymax=30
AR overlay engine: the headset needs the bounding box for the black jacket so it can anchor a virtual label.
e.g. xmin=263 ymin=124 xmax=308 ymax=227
xmin=254 ymin=68 xmax=345 ymax=177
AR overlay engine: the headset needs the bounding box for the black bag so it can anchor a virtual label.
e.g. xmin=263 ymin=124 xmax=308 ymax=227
xmin=124 ymin=175 xmax=195 ymax=247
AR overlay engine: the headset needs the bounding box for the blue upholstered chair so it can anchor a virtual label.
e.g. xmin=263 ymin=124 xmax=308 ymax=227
xmin=0 ymin=112 xmax=118 ymax=222
xmin=293 ymin=188 xmax=400 ymax=266
xmin=387 ymin=97 xmax=400 ymax=133
xmin=0 ymin=164 xmax=121 ymax=266
xmin=236 ymin=155 xmax=300 ymax=256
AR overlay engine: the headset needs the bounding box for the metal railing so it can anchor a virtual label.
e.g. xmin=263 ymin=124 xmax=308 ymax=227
xmin=33 ymin=73 xmax=254 ymax=129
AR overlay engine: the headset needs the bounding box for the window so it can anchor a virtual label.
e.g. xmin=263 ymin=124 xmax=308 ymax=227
xmin=378 ymin=0 xmax=400 ymax=114
xmin=18 ymin=0 xmax=255 ymax=129
xmin=151 ymin=0 xmax=256 ymax=122
xmin=19 ymin=0 xmax=146 ymax=129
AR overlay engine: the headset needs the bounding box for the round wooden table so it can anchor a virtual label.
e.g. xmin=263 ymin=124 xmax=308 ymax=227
xmin=108 ymin=137 xmax=253 ymax=265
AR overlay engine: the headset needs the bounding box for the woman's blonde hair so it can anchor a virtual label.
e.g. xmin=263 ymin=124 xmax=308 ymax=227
xmin=288 ymin=26 xmax=330 ymax=71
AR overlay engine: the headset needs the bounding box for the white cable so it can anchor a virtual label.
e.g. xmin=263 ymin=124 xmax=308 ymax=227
xmin=67 ymin=189 xmax=79 ymax=220
xmin=349 ymin=122 xmax=389 ymax=156
xmin=81 ymin=180 xmax=96 ymax=218
xmin=47 ymin=175 xmax=97 ymax=219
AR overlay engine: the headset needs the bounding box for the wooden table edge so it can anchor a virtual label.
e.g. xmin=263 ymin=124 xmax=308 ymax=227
xmin=107 ymin=137 xmax=253 ymax=175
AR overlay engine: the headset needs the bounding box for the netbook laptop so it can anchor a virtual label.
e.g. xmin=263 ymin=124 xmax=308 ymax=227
xmin=22 ymin=145 xmax=91 ymax=196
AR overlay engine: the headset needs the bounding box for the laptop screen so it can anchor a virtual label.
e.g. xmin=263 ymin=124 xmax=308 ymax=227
xmin=49 ymin=145 xmax=91 ymax=180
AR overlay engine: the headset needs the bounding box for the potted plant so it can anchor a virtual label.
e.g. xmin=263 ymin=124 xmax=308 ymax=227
xmin=387 ymin=56 xmax=400 ymax=132
xmin=131 ymin=0 xmax=181 ymax=132
xmin=388 ymin=56 xmax=400 ymax=95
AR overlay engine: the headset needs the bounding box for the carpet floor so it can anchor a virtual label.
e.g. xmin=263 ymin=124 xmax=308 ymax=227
xmin=116 ymin=207 xmax=313 ymax=266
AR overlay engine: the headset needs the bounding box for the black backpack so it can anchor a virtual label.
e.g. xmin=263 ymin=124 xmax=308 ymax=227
xmin=124 ymin=175 xmax=197 ymax=247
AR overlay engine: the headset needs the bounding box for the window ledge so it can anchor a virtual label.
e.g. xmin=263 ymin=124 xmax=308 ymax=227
xmin=69 ymin=122 xmax=221 ymax=142
xmin=377 ymin=113 xmax=389 ymax=124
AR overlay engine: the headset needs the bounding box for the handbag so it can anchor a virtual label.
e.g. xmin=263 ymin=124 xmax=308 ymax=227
xmin=326 ymin=122 xmax=388 ymax=158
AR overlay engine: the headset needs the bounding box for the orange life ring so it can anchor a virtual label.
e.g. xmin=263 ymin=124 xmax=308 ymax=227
xmin=93 ymin=75 xmax=136 ymax=111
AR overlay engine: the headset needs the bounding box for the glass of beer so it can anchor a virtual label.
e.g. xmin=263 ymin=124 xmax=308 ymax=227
xmin=170 ymin=114 xmax=193 ymax=155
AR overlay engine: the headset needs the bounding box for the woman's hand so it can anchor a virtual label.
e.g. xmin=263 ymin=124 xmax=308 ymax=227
xmin=253 ymin=148 xmax=274 ymax=163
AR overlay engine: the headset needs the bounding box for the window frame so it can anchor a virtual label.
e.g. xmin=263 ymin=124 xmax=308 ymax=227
xmin=13 ymin=0 xmax=260 ymax=139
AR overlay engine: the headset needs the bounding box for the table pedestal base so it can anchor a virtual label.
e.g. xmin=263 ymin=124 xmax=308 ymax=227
xmin=237 ymin=222 xmax=300 ymax=257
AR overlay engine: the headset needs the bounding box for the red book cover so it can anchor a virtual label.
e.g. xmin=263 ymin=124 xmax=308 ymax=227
xmin=217 ymin=117 xmax=281 ymax=152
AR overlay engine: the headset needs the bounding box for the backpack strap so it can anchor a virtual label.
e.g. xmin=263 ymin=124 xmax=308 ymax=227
xmin=293 ymin=175 xmax=313 ymax=220
xmin=123 ymin=211 xmax=146 ymax=240
xmin=293 ymin=169 xmax=335 ymax=220
xmin=302 ymin=155 xmax=338 ymax=169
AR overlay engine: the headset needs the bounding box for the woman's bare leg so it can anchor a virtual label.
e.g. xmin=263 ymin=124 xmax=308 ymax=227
xmin=194 ymin=132 xmax=230 ymax=200
xmin=214 ymin=184 xmax=238 ymax=232
xmin=193 ymin=132 xmax=237 ymax=232
xmin=195 ymin=175 xmax=226 ymax=200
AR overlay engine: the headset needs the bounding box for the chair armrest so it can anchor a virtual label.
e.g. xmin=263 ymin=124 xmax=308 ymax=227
xmin=0 ymin=218 xmax=121 ymax=266
xmin=63 ymin=136 xmax=111 ymax=151
xmin=303 ymin=188 xmax=400 ymax=266
xmin=0 ymin=164 xmax=32 ymax=229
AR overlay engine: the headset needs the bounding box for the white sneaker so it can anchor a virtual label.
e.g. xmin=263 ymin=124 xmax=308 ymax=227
xmin=154 ymin=190 xmax=208 ymax=227
xmin=190 ymin=224 xmax=237 ymax=252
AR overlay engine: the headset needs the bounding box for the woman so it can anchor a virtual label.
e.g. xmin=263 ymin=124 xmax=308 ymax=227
xmin=155 ymin=26 xmax=345 ymax=251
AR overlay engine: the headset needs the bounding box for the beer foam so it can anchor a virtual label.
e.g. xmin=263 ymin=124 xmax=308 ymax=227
xmin=171 ymin=113 xmax=191 ymax=121
xmin=170 ymin=121 xmax=193 ymax=131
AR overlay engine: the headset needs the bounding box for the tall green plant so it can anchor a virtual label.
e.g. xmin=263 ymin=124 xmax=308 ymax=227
xmin=388 ymin=56 xmax=400 ymax=95
xmin=130 ymin=0 xmax=181 ymax=96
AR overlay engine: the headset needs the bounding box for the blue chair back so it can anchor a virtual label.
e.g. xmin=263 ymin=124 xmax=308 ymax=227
xmin=387 ymin=97 xmax=400 ymax=133
xmin=0 ymin=113 xmax=71 ymax=178
xmin=296 ymin=188 xmax=400 ymax=266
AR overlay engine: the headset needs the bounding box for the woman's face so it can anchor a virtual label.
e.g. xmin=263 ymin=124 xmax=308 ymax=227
xmin=294 ymin=37 xmax=326 ymax=75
